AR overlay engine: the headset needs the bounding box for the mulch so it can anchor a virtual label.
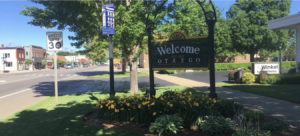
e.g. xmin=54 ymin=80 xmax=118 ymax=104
xmin=83 ymin=111 xmax=300 ymax=136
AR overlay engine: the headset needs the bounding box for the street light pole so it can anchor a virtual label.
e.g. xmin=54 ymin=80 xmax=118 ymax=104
xmin=279 ymin=44 xmax=282 ymax=74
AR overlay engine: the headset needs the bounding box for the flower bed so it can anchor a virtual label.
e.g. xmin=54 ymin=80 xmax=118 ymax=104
xmin=96 ymin=91 xmax=216 ymax=127
xmin=3 ymin=70 xmax=10 ymax=73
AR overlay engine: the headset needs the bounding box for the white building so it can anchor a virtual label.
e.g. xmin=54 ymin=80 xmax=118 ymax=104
xmin=267 ymin=12 xmax=300 ymax=72
xmin=0 ymin=45 xmax=25 ymax=71
xmin=24 ymin=46 xmax=30 ymax=59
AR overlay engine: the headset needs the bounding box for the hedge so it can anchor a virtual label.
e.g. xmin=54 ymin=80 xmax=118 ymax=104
xmin=215 ymin=61 xmax=296 ymax=71
xmin=260 ymin=73 xmax=300 ymax=84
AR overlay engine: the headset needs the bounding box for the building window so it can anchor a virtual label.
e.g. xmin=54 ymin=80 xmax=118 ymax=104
xmin=22 ymin=54 xmax=24 ymax=58
xmin=26 ymin=52 xmax=28 ymax=56
xmin=3 ymin=53 xmax=10 ymax=58
xmin=6 ymin=62 xmax=13 ymax=67
xmin=242 ymin=55 xmax=246 ymax=60
xmin=19 ymin=53 xmax=21 ymax=58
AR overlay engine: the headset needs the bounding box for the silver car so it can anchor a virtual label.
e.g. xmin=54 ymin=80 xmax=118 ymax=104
xmin=65 ymin=64 xmax=73 ymax=69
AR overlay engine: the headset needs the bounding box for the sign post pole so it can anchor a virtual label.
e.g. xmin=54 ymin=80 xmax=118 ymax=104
xmin=102 ymin=2 xmax=115 ymax=97
xmin=54 ymin=51 xmax=58 ymax=105
xmin=46 ymin=31 xmax=63 ymax=105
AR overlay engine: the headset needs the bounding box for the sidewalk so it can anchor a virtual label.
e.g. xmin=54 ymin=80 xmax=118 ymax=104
xmin=1 ymin=69 xmax=51 ymax=74
xmin=153 ymin=73 xmax=300 ymax=126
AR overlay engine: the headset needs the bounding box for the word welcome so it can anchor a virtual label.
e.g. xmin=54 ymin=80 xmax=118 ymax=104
xmin=157 ymin=44 xmax=200 ymax=56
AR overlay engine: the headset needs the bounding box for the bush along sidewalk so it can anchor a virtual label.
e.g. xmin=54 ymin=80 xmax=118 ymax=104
xmin=216 ymin=61 xmax=296 ymax=71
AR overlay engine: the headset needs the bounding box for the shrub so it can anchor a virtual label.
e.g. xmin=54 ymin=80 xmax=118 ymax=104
xmin=96 ymin=91 xmax=216 ymax=127
xmin=149 ymin=114 xmax=184 ymax=136
xmin=262 ymin=74 xmax=300 ymax=84
xmin=215 ymin=99 xmax=244 ymax=117
xmin=244 ymin=110 xmax=265 ymax=121
xmin=232 ymin=111 xmax=270 ymax=136
xmin=228 ymin=70 xmax=237 ymax=81
xmin=259 ymin=71 xmax=268 ymax=83
xmin=200 ymin=115 xmax=232 ymax=135
xmin=261 ymin=121 xmax=291 ymax=131
xmin=234 ymin=70 xmax=246 ymax=83
xmin=242 ymin=72 xmax=255 ymax=84
xmin=287 ymin=68 xmax=297 ymax=74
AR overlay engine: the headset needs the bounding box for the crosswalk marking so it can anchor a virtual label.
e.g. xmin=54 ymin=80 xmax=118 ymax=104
xmin=31 ymin=74 xmax=36 ymax=76
xmin=66 ymin=74 xmax=70 ymax=76
xmin=46 ymin=74 xmax=50 ymax=76
xmin=59 ymin=74 xmax=64 ymax=76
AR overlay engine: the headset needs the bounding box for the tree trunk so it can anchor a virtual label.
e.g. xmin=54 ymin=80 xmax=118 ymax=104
xmin=129 ymin=46 xmax=139 ymax=94
xmin=122 ymin=58 xmax=126 ymax=73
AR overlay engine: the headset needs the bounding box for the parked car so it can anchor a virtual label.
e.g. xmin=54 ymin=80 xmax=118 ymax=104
xmin=271 ymin=57 xmax=286 ymax=61
xmin=104 ymin=62 xmax=109 ymax=66
xmin=83 ymin=63 xmax=88 ymax=68
xmin=65 ymin=64 xmax=73 ymax=69
xmin=52 ymin=64 xmax=60 ymax=69
xmin=74 ymin=64 xmax=79 ymax=67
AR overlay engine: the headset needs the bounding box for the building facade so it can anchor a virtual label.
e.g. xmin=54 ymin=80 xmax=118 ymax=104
xmin=0 ymin=44 xmax=25 ymax=71
xmin=29 ymin=45 xmax=46 ymax=69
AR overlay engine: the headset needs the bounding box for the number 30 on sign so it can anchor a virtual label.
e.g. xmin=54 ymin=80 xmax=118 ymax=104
xmin=46 ymin=32 xmax=63 ymax=52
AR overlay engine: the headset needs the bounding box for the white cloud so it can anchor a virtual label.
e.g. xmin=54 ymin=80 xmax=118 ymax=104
xmin=63 ymin=46 xmax=76 ymax=52
xmin=4 ymin=40 xmax=22 ymax=47
xmin=42 ymin=26 xmax=47 ymax=31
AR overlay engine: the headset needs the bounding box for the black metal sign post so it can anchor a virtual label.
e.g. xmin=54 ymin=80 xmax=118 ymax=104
xmin=109 ymin=35 xmax=115 ymax=97
xmin=146 ymin=0 xmax=217 ymax=99
xmin=146 ymin=26 xmax=155 ymax=97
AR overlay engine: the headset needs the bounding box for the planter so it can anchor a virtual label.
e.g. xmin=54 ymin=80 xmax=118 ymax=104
xmin=3 ymin=70 xmax=9 ymax=73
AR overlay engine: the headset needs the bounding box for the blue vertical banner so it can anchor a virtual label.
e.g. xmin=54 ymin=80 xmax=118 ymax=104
xmin=102 ymin=4 xmax=115 ymax=35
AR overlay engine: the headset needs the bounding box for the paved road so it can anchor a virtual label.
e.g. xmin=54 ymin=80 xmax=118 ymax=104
xmin=0 ymin=66 xmax=109 ymax=119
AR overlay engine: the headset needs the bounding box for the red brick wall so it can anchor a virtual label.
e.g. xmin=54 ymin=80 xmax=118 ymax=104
xmin=16 ymin=48 xmax=25 ymax=61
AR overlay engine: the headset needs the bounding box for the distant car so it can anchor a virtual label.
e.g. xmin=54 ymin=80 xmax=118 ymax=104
xmin=272 ymin=57 xmax=286 ymax=61
xmin=65 ymin=64 xmax=73 ymax=69
xmin=52 ymin=64 xmax=60 ymax=69
xmin=83 ymin=63 xmax=88 ymax=68
xmin=74 ymin=64 xmax=79 ymax=67
xmin=104 ymin=62 xmax=109 ymax=66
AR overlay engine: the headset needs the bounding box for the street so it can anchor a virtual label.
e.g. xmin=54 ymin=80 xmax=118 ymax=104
xmin=0 ymin=65 xmax=108 ymax=119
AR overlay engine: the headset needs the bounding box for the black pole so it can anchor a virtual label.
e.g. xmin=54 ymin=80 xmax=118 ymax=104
xmin=147 ymin=27 xmax=155 ymax=97
xmin=208 ymin=22 xmax=217 ymax=99
xmin=109 ymin=35 xmax=115 ymax=97
xmin=279 ymin=47 xmax=282 ymax=74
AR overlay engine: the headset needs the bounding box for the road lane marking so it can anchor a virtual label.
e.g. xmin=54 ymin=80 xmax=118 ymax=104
xmin=0 ymin=76 xmax=43 ymax=85
xmin=59 ymin=74 xmax=64 ymax=76
xmin=66 ymin=74 xmax=70 ymax=76
xmin=57 ymin=75 xmax=77 ymax=81
xmin=46 ymin=74 xmax=50 ymax=76
xmin=0 ymin=80 xmax=6 ymax=82
xmin=0 ymin=88 xmax=31 ymax=99
xmin=31 ymin=74 xmax=36 ymax=76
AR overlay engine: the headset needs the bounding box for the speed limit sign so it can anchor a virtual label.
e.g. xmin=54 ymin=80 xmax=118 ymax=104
xmin=46 ymin=32 xmax=63 ymax=51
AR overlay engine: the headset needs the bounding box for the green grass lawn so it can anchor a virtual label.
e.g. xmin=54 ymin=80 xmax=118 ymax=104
xmin=89 ymin=72 xmax=148 ymax=78
xmin=216 ymin=82 xmax=300 ymax=104
xmin=0 ymin=86 xmax=201 ymax=136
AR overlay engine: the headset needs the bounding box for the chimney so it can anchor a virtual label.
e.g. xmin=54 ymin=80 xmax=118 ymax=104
xmin=1 ymin=43 xmax=3 ymax=47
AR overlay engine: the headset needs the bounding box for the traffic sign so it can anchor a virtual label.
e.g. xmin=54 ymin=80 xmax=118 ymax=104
xmin=102 ymin=4 xmax=115 ymax=35
xmin=46 ymin=31 xmax=63 ymax=51
xmin=1 ymin=57 xmax=6 ymax=61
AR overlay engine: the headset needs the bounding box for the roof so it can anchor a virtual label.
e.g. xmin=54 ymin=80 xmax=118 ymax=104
xmin=267 ymin=12 xmax=300 ymax=29
xmin=29 ymin=45 xmax=44 ymax=49
xmin=47 ymin=55 xmax=66 ymax=61
xmin=0 ymin=47 xmax=25 ymax=50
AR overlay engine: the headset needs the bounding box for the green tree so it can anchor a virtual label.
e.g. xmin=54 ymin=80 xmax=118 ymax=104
xmin=284 ymin=42 xmax=296 ymax=60
xmin=24 ymin=59 xmax=34 ymax=65
xmin=41 ymin=59 xmax=48 ymax=66
xmin=227 ymin=0 xmax=291 ymax=62
xmin=20 ymin=1 xmax=157 ymax=94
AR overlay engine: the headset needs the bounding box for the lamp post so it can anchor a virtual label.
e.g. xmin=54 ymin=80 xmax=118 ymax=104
xmin=279 ymin=44 xmax=282 ymax=74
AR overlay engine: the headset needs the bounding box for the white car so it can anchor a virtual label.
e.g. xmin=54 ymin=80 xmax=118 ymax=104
xmin=104 ymin=62 xmax=109 ymax=66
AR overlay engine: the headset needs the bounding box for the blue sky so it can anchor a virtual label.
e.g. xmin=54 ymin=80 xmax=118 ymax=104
xmin=1 ymin=0 xmax=300 ymax=55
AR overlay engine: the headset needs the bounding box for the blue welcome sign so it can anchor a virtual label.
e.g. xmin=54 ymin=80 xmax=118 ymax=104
xmin=102 ymin=4 xmax=115 ymax=35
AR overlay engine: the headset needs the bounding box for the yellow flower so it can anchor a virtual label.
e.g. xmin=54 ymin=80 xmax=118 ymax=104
xmin=153 ymin=112 xmax=156 ymax=116
xmin=138 ymin=105 xmax=141 ymax=108
xmin=169 ymin=104 xmax=173 ymax=107
xmin=111 ymin=104 xmax=115 ymax=109
xmin=128 ymin=108 xmax=130 ymax=110
xmin=189 ymin=91 xmax=192 ymax=95
xmin=115 ymin=109 xmax=119 ymax=112
xmin=120 ymin=108 xmax=124 ymax=110
xmin=213 ymin=99 xmax=216 ymax=103
xmin=150 ymin=102 xmax=155 ymax=106
xmin=155 ymin=94 xmax=158 ymax=98
xmin=96 ymin=103 xmax=100 ymax=106
xmin=126 ymin=103 xmax=130 ymax=106
xmin=160 ymin=111 xmax=162 ymax=113
xmin=100 ymin=105 xmax=103 ymax=108
xmin=160 ymin=97 xmax=164 ymax=100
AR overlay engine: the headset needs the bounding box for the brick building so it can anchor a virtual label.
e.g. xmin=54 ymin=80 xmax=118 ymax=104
xmin=29 ymin=45 xmax=47 ymax=69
